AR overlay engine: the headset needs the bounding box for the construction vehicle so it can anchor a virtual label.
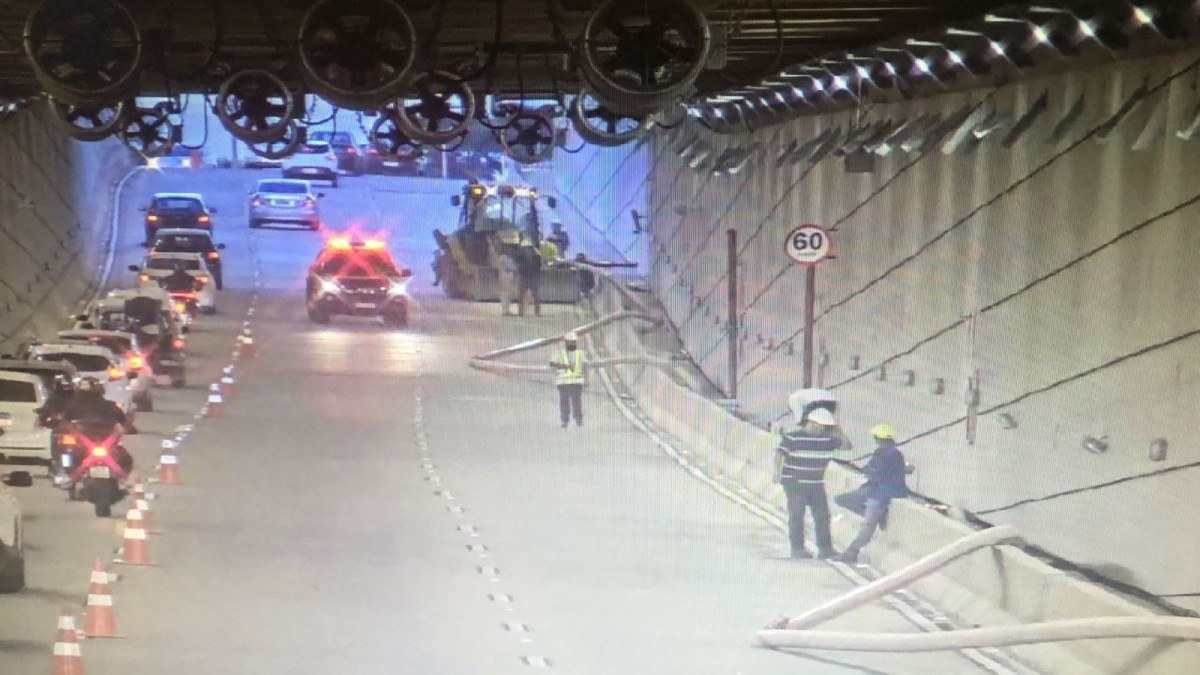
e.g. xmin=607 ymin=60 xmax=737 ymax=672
xmin=433 ymin=182 xmax=582 ymax=302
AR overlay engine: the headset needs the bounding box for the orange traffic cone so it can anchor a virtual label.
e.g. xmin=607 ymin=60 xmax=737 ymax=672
xmin=219 ymin=365 xmax=235 ymax=396
xmin=157 ymin=441 xmax=181 ymax=486
xmin=52 ymin=610 xmax=84 ymax=675
xmin=240 ymin=332 xmax=256 ymax=357
xmin=83 ymin=560 xmax=119 ymax=638
xmin=114 ymin=509 xmax=152 ymax=566
xmin=205 ymin=388 xmax=224 ymax=416
xmin=133 ymin=492 xmax=157 ymax=534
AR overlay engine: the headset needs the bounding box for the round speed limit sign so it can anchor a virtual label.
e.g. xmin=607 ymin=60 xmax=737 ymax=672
xmin=784 ymin=225 xmax=832 ymax=264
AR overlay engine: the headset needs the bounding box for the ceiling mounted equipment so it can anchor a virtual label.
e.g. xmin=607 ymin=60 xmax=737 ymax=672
xmin=296 ymin=0 xmax=418 ymax=111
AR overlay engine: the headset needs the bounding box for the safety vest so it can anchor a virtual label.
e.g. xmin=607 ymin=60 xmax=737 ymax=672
xmin=555 ymin=348 xmax=585 ymax=386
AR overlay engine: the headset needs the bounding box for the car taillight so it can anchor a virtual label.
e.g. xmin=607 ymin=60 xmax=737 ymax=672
xmin=207 ymin=251 xmax=220 ymax=260
xmin=108 ymin=366 xmax=125 ymax=380
xmin=60 ymin=433 xmax=77 ymax=446
xmin=172 ymin=338 xmax=185 ymax=350
xmin=198 ymin=215 xmax=210 ymax=223
xmin=139 ymin=274 xmax=150 ymax=283
xmin=128 ymin=355 xmax=144 ymax=369
xmin=195 ymin=275 xmax=209 ymax=284
xmin=146 ymin=214 xmax=158 ymax=222
xmin=346 ymin=147 xmax=358 ymax=156
xmin=91 ymin=446 xmax=108 ymax=457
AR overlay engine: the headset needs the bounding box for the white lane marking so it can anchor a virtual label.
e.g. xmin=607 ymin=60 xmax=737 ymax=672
xmin=588 ymin=335 xmax=1027 ymax=675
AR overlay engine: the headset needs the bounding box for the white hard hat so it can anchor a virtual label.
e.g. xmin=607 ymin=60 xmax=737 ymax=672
xmin=564 ymin=331 xmax=579 ymax=342
xmin=806 ymin=408 xmax=836 ymax=426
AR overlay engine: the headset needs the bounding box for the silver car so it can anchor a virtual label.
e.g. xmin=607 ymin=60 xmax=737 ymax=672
xmin=248 ymin=179 xmax=324 ymax=230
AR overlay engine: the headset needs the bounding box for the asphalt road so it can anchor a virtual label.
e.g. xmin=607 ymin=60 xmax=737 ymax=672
xmin=1 ymin=168 xmax=987 ymax=675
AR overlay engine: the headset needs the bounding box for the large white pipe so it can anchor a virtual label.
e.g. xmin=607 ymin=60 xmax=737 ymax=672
xmin=771 ymin=526 xmax=1022 ymax=631
xmin=757 ymin=617 xmax=1200 ymax=652
xmin=472 ymin=310 xmax=658 ymax=362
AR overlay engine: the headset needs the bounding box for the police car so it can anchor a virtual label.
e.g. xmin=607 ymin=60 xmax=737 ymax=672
xmin=305 ymin=237 xmax=412 ymax=327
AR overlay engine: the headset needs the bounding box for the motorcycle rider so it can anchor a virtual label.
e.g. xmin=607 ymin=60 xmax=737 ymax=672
xmin=161 ymin=263 xmax=196 ymax=292
xmin=63 ymin=377 xmax=136 ymax=435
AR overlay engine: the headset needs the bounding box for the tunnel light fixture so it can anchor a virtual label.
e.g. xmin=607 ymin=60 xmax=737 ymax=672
xmin=985 ymin=14 xmax=1026 ymax=24
xmin=997 ymin=412 xmax=1018 ymax=429
xmin=948 ymin=50 xmax=965 ymax=65
xmin=989 ymin=40 xmax=1007 ymax=56
xmin=930 ymin=377 xmax=945 ymax=395
xmin=1132 ymin=6 xmax=1154 ymax=27
xmin=1082 ymin=435 xmax=1109 ymax=454
xmin=906 ymin=38 xmax=945 ymax=47
xmin=1149 ymin=438 xmax=1168 ymax=462
xmin=1078 ymin=18 xmax=1097 ymax=38
xmin=1028 ymin=5 xmax=1069 ymax=14
xmin=1031 ymin=24 xmax=1052 ymax=44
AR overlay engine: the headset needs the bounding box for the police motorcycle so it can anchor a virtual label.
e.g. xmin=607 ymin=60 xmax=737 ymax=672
xmin=56 ymin=418 xmax=133 ymax=517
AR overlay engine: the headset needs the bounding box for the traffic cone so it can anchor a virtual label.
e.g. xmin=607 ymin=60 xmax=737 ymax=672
xmin=83 ymin=560 xmax=119 ymax=638
xmin=157 ymin=440 xmax=181 ymax=485
xmin=205 ymin=388 xmax=224 ymax=416
xmin=220 ymin=374 xmax=236 ymax=397
xmin=240 ymin=330 xmax=256 ymax=357
xmin=133 ymin=492 xmax=157 ymax=534
xmin=52 ymin=610 xmax=84 ymax=675
xmin=114 ymin=509 xmax=152 ymax=566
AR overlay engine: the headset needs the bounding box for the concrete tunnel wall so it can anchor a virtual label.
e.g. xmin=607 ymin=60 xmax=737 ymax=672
xmin=565 ymin=46 xmax=1200 ymax=611
xmin=0 ymin=105 xmax=136 ymax=355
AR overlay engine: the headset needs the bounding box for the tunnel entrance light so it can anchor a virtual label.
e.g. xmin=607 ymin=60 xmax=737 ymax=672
xmin=1132 ymin=6 xmax=1154 ymax=27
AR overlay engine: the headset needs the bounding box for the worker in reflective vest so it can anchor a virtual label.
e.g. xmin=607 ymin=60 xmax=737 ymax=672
xmin=550 ymin=331 xmax=586 ymax=428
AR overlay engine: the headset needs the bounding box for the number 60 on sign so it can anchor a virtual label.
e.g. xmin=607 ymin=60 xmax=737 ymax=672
xmin=784 ymin=225 xmax=832 ymax=264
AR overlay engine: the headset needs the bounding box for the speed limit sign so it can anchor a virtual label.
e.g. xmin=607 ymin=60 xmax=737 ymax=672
xmin=784 ymin=225 xmax=832 ymax=264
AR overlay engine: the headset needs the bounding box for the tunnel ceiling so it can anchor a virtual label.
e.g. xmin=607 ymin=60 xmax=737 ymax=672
xmin=0 ymin=0 xmax=1025 ymax=99
xmin=1 ymin=1 xmax=1193 ymax=160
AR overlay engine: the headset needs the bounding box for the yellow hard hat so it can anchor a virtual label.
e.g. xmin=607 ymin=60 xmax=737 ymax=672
xmin=871 ymin=423 xmax=896 ymax=440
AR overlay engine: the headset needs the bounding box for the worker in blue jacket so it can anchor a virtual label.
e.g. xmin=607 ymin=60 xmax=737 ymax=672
xmin=836 ymin=423 xmax=909 ymax=564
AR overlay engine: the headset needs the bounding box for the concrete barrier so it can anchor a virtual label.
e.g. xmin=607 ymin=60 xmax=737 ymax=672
xmin=590 ymin=280 xmax=1200 ymax=675
xmin=0 ymin=107 xmax=135 ymax=354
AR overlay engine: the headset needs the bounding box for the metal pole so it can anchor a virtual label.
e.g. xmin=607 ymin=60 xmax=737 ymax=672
xmin=727 ymin=229 xmax=738 ymax=400
xmin=802 ymin=264 xmax=816 ymax=388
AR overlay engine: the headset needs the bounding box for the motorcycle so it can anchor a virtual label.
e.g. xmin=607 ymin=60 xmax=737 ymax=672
xmin=57 ymin=419 xmax=133 ymax=517
xmin=157 ymin=274 xmax=202 ymax=325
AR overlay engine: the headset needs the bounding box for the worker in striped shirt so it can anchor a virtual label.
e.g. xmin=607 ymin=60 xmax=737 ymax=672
xmin=775 ymin=398 xmax=851 ymax=559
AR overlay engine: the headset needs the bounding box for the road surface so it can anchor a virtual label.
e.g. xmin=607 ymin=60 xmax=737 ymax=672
xmin=1 ymin=168 xmax=992 ymax=675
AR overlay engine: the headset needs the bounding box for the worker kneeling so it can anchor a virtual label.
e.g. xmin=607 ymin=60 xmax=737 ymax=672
xmin=835 ymin=423 xmax=909 ymax=564
xmin=550 ymin=332 xmax=586 ymax=428
xmin=775 ymin=393 xmax=850 ymax=559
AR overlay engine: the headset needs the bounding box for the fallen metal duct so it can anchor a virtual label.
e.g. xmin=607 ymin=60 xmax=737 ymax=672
xmin=757 ymin=524 xmax=1200 ymax=653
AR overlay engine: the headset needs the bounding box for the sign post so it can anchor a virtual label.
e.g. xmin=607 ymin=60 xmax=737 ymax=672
xmin=727 ymin=229 xmax=738 ymax=400
xmin=784 ymin=225 xmax=833 ymax=388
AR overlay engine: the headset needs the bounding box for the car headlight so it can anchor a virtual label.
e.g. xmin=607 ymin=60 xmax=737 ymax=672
xmin=319 ymin=278 xmax=341 ymax=294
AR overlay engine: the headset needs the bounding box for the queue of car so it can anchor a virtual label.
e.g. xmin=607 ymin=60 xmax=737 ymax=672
xmin=0 ymin=191 xmax=227 ymax=590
